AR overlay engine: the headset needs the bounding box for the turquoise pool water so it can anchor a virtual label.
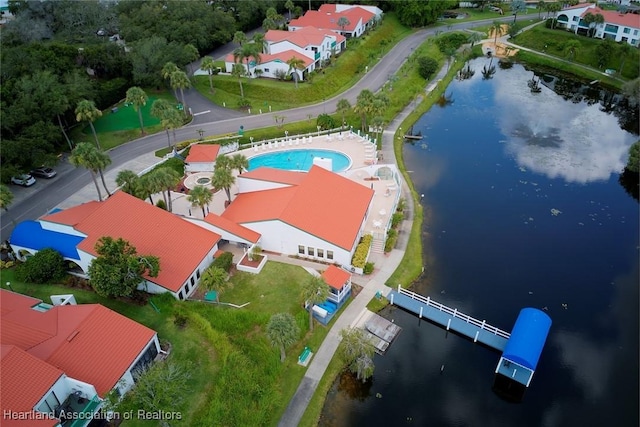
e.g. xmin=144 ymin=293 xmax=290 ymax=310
xmin=248 ymin=149 xmax=351 ymax=172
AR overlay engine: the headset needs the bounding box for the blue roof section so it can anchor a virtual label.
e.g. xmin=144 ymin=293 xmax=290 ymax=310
xmin=502 ymin=308 xmax=552 ymax=370
xmin=10 ymin=220 xmax=84 ymax=260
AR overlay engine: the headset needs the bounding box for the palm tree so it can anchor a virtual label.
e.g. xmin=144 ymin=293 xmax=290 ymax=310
xmin=336 ymin=98 xmax=351 ymax=128
xmin=151 ymin=99 xmax=182 ymax=149
xmin=564 ymin=40 xmax=581 ymax=62
xmin=70 ymin=142 xmax=111 ymax=201
xmin=263 ymin=7 xmax=282 ymax=31
xmin=229 ymin=153 xmax=248 ymax=175
xmin=583 ymin=12 xmax=604 ymax=38
xmin=354 ymin=89 xmax=375 ymax=132
xmin=0 ymin=184 xmax=14 ymax=212
xmin=75 ymin=99 xmax=102 ymax=150
xmin=125 ymin=86 xmax=148 ymax=135
xmin=481 ymin=59 xmax=497 ymax=80
xmin=137 ymin=172 xmax=163 ymax=204
xmin=115 ymin=170 xmax=140 ymax=195
xmin=234 ymin=42 xmax=261 ymax=77
xmin=161 ymin=62 xmax=179 ymax=98
xmin=337 ymin=16 xmax=350 ymax=35
xmin=285 ymin=0 xmax=294 ymax=21
xmin=300 ymin=276 xmax=330 ymax=331
xmin=200 ymin=266 xmax=228 ymax=303
xmin=511 ymin=0 xmax=526 ymax=24
xmin=184 ymin=43 xmax=199 ymax=75
xmin=537 ymin=0 xmax=545 ymax=19
xmin=233 ymin=31 xmax=247 ymax=46
xmin=152 ymin=168 xmax=181 ymax=212
xmin=212 ymin=163 xmax=235 ymax=204
xmin=286 ymin=56 xmax=306 ymax=88
xmin=170 ymin=70 xmax=191 ymax=117
xmin=467 ymin=32 xmax=482 ymax=48
xmin=231 ymin=63 xmax=246 ymax=98
xmin=490 ymin=20 xmax=505 ymax=45
xmin=187 ymin=185 xmax=213 ymax=217
xmin=201 ymin=56 xmax=216 ymax=93
xmin=546 ymin=2 xmax=562 ymax=29
xmin=266 ymin=312 xmax=300 ymax=362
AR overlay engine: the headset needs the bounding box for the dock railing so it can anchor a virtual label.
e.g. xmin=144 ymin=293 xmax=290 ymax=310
xmin=394 ymin=286 xmax=511 ymax=340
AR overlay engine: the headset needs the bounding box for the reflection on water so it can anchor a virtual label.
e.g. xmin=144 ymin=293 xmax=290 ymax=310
xmin=319 ymin=58 xmax=639 ymax=427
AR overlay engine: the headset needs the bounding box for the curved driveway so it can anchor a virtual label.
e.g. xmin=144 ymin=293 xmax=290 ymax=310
xmin=0 ymin=14 xmax=538 ymax=241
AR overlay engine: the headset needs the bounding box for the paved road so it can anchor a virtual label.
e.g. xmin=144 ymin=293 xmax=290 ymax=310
xmin=0 ymin=14 xmax=539 ymax=242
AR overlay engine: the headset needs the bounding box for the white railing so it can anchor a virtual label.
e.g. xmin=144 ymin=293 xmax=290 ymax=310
xmin=396 ymin=286 xmax=511 ymax=339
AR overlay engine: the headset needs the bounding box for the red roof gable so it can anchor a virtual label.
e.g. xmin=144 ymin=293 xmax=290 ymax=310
xmin=321 ymin=265 xmax=351 ymax=290
xmin=240 ymin=167 xmax=306 ymax=186
xmin=266 ymin=26 xmax=345 ymax=48
xmin=223 ymin=166 xmax=374 ymax=250
xmin=1 ymin=344 xmax=62 ymax=425
xmin=599 ymin=10 xmax=640 ymax=28
xmin=1 ymin=290 xmax=157 ymax=398
xmin=204 ymin=213 xmax=261 ymax=243
xmin=44 ymin=192 xmax=221 ymax=292
xmin=41 ymin=201 xmax=101 ymax=227
xmin=186 ymin=144 xmax=220 ymax=163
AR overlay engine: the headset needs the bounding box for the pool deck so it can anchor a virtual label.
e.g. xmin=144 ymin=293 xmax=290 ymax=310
xmin=169 ymin=131 xmax=400 ymax=236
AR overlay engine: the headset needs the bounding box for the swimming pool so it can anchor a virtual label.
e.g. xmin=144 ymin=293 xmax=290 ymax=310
xmin=248 ymin=149 xmax=351 ymax=172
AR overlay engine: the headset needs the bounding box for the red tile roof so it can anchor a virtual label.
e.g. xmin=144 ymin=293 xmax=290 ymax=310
xmin=204 ymin=213 xmax=261 ymax=243
xmin=43 ymin=192 xmax=221 ymax=292
xmin=321 ymin=265 xmax=351 ymax=290
xmin=1 ymin=344 xmax=62 ymax=426
xmin=186 ymin=144 xmax=220 ymax=163
xmin=290 ymin=6 xmax=374 ymax=32
xmin=266 ymin=26 xmax=345 ymax=49
xmin=40 ymin=201 xmax=101 ymax=227
xmin=223 ymin=166 xmax=374 ymax=250
xmin=599 ymin=9 xmax=640 ymax=28
xmin=240 ymin=167 xmax=306 ymax=186
xmin=1 ymin=290 xmax=157 ymax=398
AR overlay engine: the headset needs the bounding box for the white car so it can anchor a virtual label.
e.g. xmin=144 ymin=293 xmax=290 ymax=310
xmin=11 ymin=174 xmax=36 ymax=187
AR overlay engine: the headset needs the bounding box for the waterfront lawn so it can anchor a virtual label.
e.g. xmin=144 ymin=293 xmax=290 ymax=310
xmin=0 ymin=261 xmax=339 ymax=426
xmin=512 ymin=24 xmax=639 ymax=80
xmin=192 ymin=13 xmax=413 ymax=112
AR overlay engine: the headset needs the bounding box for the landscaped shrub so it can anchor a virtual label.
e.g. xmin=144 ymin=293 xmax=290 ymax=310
xmin=384 ymin=229 xmax=398 ymax=253
xmin=15 ymin=248 xmax=66 ymax=283
xmin=274 ymin=69 xmax=286 ymax=81
xmin=237 ymin=98 xmax=251 ymax=108
xmin=351 ymin=234 xmax=373 ymax=268
xmin=212 ymin=251 xmax=234 ymax=272
xmin=391 ymin=212 xmax=404 ymax=228
xmin=316 ymin=113 xmax=336 ymax=130
xmin=435 ymin=33 xmax=468 ymax=53
xmin=156 ymin=199 xmax=167 ymax=210
xmin=363 ymin=262 xmax=375 ymax=275
xmin=417 ymin=56 xmax=438 ymax=79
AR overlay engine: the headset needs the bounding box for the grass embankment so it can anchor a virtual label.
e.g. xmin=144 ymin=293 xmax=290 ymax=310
xmin=511 ymin=23 xmax=639 ymax=85
xmin=193 ymin=13 xmax=413 ymax=111
xmin=0 ymin=260 xmax=349 ymax=426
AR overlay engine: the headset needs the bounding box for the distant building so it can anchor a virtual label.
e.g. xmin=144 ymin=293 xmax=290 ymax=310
xmin=556 ymin=3 xmax=640 ymax=45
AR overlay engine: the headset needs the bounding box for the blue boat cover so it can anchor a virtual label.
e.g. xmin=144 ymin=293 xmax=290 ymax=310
xmin=502 ymin=308 xmax=552 ymax=370
xmin=10 ymin=220 xmax=84 ymax=260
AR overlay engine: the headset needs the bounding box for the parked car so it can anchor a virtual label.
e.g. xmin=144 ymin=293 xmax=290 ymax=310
xmin=30 ymin=167 xmax=57 ymax=179
xmin=11 ymin=174 xmax=36 ymax=187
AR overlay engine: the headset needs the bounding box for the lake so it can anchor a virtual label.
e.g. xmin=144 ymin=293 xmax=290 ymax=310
xmin=319 ymin=58 xmax=639 ymax=427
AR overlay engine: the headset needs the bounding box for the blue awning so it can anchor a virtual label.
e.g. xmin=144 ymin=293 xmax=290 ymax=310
xmin=10 ymin=220 xmax=85 ymax=260
xmin=502 ymin=308 xmax=552 ymax=370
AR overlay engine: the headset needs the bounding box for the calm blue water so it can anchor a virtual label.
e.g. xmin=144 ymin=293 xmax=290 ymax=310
xmin=247 ymin=149 xmax=351 ymax=172
xmin=320 ymin=58 xmax=639 ymax=427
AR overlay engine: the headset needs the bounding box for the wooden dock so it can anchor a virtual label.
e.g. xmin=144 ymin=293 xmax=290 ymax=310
xmin=388 ymin=287 xmax=510 ymax=351
xmin=363 ymin=312 xmax=402 ymax=354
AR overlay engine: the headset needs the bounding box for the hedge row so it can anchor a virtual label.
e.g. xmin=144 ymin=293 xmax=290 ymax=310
xmin=352 ymin=234 xmax=373 ymax=268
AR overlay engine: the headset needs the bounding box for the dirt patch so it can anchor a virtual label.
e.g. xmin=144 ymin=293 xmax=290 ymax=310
xmin=239 ymin=254 xmax=263 ymax=268
xmin=351 ymin=283 xmax=363 ymax=298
